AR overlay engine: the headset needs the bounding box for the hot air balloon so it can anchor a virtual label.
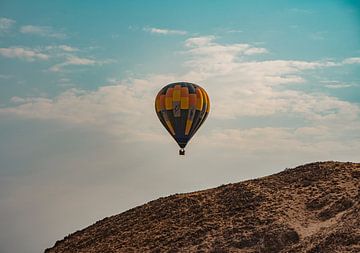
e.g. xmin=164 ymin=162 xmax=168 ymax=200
xmin=155 ymin=82 xmax=210 ymax=155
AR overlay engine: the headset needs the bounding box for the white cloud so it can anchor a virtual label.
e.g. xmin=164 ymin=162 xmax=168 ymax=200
xmin=182 ymin=36 xmax=334 ymax=82
xmin=106 ymin=78 xmax=119 ymax=84
xmin=200 ymin=127 xmax=300 ymax=153
xmin=49 ymin=55 xmax=114 ymax=72
xmin=199 ymin=124 xmax=360 ymax=157
xmin=45 ymin=45 xmax=78 ymax=52
xmin=179 ymin=36 xmax=358 ymax=123
xmin=65 ymin=55 xmax=96 ymax=65
xmin=0 ymin=17 xmax=15 ymax=34
xmin=325 ymin=84 xmax=352 ymax=89
xmin=20 ymin=25 xmax=66 ymax=39
xmin=10 ymin=96 xmax=27 ymax=103
xmin=0 ymin=44 xmax=110 ymax=72
xmin=41 ymin=44 xmax=113 ymax=71
xmin=0 ymin=75 xmax=174 ymax=141
xmin=243 ymin=47 xmax=268 ymax=55
xmin=321 ymin=81 xmax=354 ymax=89
xmin=58 ymin=45 xmax=78 ymax=52
xmin=144 ymin=27 xmax=187 ymax=35
xmin=0 ymin=47 xmax=49 ymax=61
xmin=343 ymin=57 xmax=360 ymax=64
xmin=183 ymin=36 xmax=269 ymax=80
xmin=1 ymin=36 xmax=359 ymax=154
xmin=185 ymin=36 xmax=215 ymax=47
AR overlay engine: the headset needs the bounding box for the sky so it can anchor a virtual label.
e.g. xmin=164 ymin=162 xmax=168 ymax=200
xmin=0 ymin=1 xmax=359 ymax=252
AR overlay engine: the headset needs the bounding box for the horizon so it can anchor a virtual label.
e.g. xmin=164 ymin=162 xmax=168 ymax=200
xmin=0 ymin=1 xmax=359 ymax=253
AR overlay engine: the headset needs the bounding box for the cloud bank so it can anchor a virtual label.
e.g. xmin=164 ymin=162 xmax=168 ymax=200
xmin=1 ymin=36 xmax=359 ymax=156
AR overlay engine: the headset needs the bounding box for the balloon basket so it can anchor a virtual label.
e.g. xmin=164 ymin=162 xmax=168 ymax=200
xmin=179 ymin=149 xmax=185 ymax=156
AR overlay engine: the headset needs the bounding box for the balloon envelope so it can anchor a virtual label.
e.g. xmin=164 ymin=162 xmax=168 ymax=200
xmin=155 ymin=82 xmax=210 ymax=153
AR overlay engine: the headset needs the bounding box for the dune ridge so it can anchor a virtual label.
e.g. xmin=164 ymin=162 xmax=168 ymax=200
xmin=45 ymin=161 xmax=360 ymax=253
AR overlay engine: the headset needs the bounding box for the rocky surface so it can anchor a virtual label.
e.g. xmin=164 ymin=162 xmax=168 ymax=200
xmin=45 ymin=161 xmax=360 ymax=253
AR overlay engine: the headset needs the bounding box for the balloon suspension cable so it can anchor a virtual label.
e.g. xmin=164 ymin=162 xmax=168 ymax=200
xmin=179 ymin=148 xmax=185 ymax=156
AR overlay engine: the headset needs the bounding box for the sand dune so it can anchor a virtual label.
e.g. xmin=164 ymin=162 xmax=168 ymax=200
xmin=45 ymin=161 xmax=360 ymax=253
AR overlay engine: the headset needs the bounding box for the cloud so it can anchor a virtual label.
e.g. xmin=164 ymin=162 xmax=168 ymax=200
xmin=185 ymin=36 xmax=215 ymax=47
xmin=0 ymin=17 xmax=15 ymax=34
xmin=178 ymin=36 xmax=360 ymax=155
xmin=201 ymin=128 xmax=301 ymax=153
xmin=325 ymin=84 xmax=353 ymax=89
xmin=183 ymin=36 xmax=269 ymax=80
xmin=0 ymin=42 xmax=112 ymax=71
xmin=10 ymin=96 xmax=27 ymax=103
xmin=343 ymin=57 xmax=360 ymax=64
xmin=0 ymin=75 xmax=174 ymax=141
xmin=1 ymin=36 xmax=359 ymax=152
xmin=58 ymin=45 xmax=77 ymax=52
xmin=45 ymin=45 xmax=78 ymax=52
xmin=243 ymin=47 xmax=269 ymax=55
xmin=321 ymin=81 xmax=354 ymax=89
xmin=144 ymin=27 xmax=187 ymax=35
xmin=0 ymin=47 xmax=49 ymax=61
xmin=182 ymin=36 xmax=338 ymax=82
xmin=20 ymin=25 xmax=66 ymax=39
xmin=49 ymin=55 xmax=114 ymax=72
xmin=65 ymin=55 xmax=96 ymax=65
xmin=200 ymin=124 xmax=360 ymax=157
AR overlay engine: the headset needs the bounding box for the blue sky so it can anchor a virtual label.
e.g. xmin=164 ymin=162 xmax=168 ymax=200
xmin=0 ymin=1 xmax=359 ymax=253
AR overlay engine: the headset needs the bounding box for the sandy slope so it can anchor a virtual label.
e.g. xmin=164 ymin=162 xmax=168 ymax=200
xmin=45 ymin=161 xmax=360 ymax=253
